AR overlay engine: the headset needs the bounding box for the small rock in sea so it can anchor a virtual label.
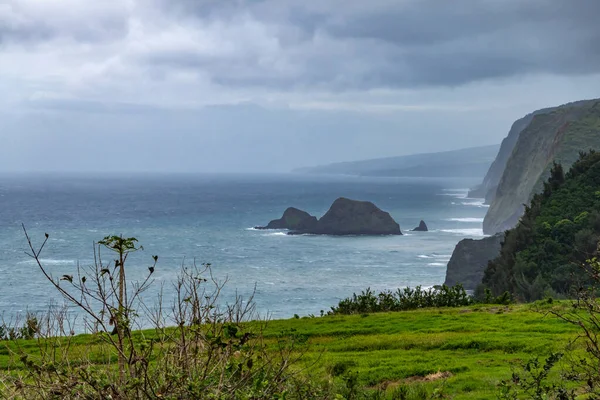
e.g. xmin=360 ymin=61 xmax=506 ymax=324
xmin=411 ymin=220 xmax=428 ymax=232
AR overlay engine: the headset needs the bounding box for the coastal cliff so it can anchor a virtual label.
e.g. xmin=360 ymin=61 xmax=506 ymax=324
xmin=483 ymin=99 xmax=600 ymax=234
xmin=444 ymin=234 xmax=504 ymax=290
xmin=468 ymin=113 xmax=536 ymax=202
xmin=447 ymin=99 xmax=600 ymax=290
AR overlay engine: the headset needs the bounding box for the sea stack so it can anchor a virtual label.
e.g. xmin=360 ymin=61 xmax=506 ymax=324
xmin=255 ymin=207 xmax=318 ymax=231
xmin=309 ymin=198 xmax=402 ymax=235
xmin=411 ymin=220 xmax=428 ymax=232
xmin=256 ymin=197 xmax=402 ymax=236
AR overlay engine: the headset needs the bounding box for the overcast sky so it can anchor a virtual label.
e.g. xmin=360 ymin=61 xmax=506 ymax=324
xmin=1 ymin=0 xmax=599 ymax=173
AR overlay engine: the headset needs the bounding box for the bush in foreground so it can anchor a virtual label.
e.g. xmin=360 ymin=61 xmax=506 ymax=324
xmin=0 ymin=229 xmax=328 ymax=399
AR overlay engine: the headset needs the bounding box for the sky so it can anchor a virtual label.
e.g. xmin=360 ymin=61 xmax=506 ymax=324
xmin=0 ymin=0 xmax=599 ymax=173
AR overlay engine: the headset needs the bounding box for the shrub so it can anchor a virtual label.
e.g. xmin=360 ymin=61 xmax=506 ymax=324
xmin=330 ymin=284 xmax=474 ymax=315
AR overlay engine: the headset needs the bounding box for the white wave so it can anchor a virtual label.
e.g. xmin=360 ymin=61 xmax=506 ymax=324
xmin=438 ymin=188 xmax=469 ymax=199
xmin=18 ymin=259 xmax=76 ymax=265
xmin=438 ymin=193 xmax=467 ymax=198
xmin=262 ymin=232 xmax=288 ymax=237
xmin=439 ymin=228 xmax=485 ymax=236
xmin=461 ymin=200 xmax=490 ymax=208
xmin=417 ymin=255 xmax=434 ymax=259
xmin=446 ymin=217 xmax=484 ymax=223
xmin=427 ymin=262 xmax=446 ymax=266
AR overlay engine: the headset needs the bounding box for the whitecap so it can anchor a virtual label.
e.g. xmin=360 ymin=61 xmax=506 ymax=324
xmin=417 ymin=255 xmax=434 ymax=259
xmin=18 ymin=259 xmax=76 ymax=265
xmin=461 ymin=200 xmax=490 ymax=208
xmin=439 ymin=228 xmax=485 ymax=236
xmin=445 ymin=217 xmax=484 ymax=223
xmin=427 ymin=262 xmax=446 ymax=266
xmin=262 ymin=232 xmax=288 ymax=237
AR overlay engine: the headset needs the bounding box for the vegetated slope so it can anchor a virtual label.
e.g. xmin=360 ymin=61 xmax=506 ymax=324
xmin=483 ymin=99 xmax=600 ymax=234
xmin=469 ymin=100 xmax=595 ymax=203
xmin=481 ymin=151 xmax=600 ymax=301
xmin=468 ymin=114 xmax=536 ymax=201
xmin=0 ymin=304 xmax=580 ymax=399
xmin=294 ymin=145 xmax=499 ymax=178
xmin=263 ymin=303 xmax=577 ymax=399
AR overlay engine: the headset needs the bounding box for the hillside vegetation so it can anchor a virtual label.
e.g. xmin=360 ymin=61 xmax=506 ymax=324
xmin=481 ymin=150 xmax=600 ymax=300
xmin=0 ymin=303 xmax=581 ymax=399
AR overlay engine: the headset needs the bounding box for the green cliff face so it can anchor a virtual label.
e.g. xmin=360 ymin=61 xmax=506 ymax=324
xmin=483 ymin=99 xmax=600 ymax=234
xmin=469 ymin=113 xmax=535 ymax=201
xmin=481 ymin=151 xmax=600 ymax=300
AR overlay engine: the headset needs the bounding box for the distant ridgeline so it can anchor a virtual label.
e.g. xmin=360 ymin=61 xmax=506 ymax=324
xmin=293 ymin=145 xmax=500 ymax=178
xmin=479 ymin=151 xmax=600 ymax=301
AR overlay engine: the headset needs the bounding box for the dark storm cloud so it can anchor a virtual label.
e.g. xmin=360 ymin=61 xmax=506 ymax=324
xmin=148 ymin=0 xmax=600 ymax=89
xmin=4 ymin=0 xmax=599 ymax=89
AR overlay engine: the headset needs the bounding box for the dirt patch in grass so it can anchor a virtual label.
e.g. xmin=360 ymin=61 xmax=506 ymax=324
xmin=374 ymin=371 xmax=453 ymax=390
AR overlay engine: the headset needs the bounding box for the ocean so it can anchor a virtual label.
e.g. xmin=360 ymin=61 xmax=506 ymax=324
xmin=0 ymin=173 xmax=488 ymax=325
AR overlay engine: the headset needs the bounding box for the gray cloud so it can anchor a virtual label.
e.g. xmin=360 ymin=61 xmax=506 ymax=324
xmin=0 ymin=1 xmax=129 ymax=45
xmin=3 ymin=0 xmax=599 ymax=90
xmin=143 ymin=0 xmax=600 ymax=90
xmin=1 ymin=0 xmax=599 ymax=173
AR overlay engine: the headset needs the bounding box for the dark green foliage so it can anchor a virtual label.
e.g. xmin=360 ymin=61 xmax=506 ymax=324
xmin=481 ymin=150 xmax=600 ymax=301
xmin=330 ymin=284 xmax=473 ymax=315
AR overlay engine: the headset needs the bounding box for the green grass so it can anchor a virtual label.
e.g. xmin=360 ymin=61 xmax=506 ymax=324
xmin=0 ymin=302 xmax=585 ymax=399
xmin=260 ymin=302 xmax=581 ymax=399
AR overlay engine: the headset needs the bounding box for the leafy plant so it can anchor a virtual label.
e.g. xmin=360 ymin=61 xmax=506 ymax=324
xmin=497 ymin=352 xmax=575 ymax=400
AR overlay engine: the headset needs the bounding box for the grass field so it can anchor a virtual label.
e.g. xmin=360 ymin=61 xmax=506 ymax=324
xmin=261 ymin=302 xmax=581 ymax=399
xmin=0 ymin=302 xmax=584 ymax=399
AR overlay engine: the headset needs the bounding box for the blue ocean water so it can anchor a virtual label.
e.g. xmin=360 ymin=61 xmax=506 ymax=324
xmin=0 ymin=173 xmax=487 ymax=324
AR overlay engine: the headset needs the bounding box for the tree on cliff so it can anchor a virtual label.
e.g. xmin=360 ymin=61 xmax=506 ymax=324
xmin=480 ymin=150 xmax=600 ymax=301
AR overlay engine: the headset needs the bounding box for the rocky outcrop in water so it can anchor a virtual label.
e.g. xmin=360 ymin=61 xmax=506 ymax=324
xmin=308 ymin=197 xmax=402 ymax=235
xmin=444 ymin=233 xmax=504 ymax=290
xmin=255 ymin=207 xmax=318 ymax=231
xmin=411 ymin=220 xmax=428 ymax=232
xmin=257 ymin=198 xmax=402 ymax=236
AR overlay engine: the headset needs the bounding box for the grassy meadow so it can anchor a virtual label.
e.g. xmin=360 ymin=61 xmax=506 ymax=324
xmin=0 ymin=302 xmax=584 ymax=399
